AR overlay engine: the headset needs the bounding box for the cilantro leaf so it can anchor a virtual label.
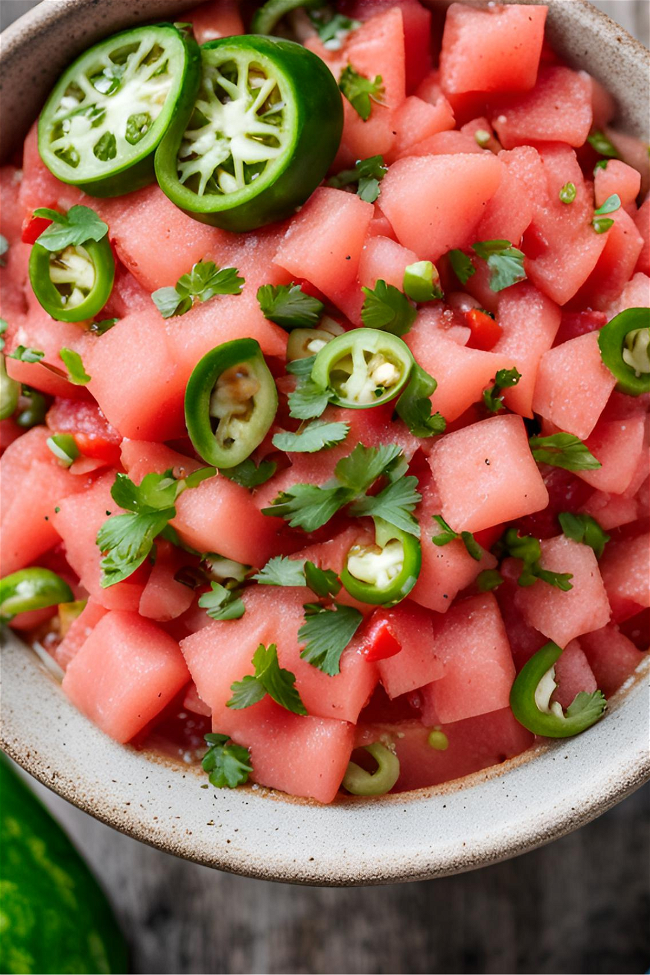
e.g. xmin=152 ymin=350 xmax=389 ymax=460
xmin=272 ymin=420 xmax=349 ymax=453
xmin=202 ymin=733 xmax=252 ymax=789
xmin=448 ymin=249 xmax=475 ymax=285
xmin=228 ymin=643 xmax=307 ymax=715
xmin=286 ymin=356 xmax=330 ymax=420
xmin=558 ymin=512 xmax=610 ymax=559
xmin=339 ymin=65 xmax=385 ymax=121
xmin=565 ymin=689 xmax=607 ymax=723
xmin=483 ymin=366 xmax=522 ymax=413
xmin=587 ymin=131 xmax=619 ymax=159
xmin=303 ymin=561 xmax=341 ymax=598
xmin=594 ymin=194 xmax=621 ymax=217
xmin=592 ymin=216 xmax=614 ymax=234
xmin=152 ymin=260 xmax=243 ymax=318
xmin=253 ymin=556 xmax=308 ymax=588
xmin=502 ymin=527 xmax=573 ymax=591
xmin=0 ymin=234 xmax=9 ymax=268
xmin=262 ymin=483 xmax=348 ymax=532
xmin=219 ymin=458 xmax=277 ymax=489
xmin=59 ymin=348 xmax=91 ymax=385
xmin=476 ymin=568 xmax=504 ymax=592
xmin=402 ymin=261 xmax=443 ymax=303
xmin=309 ymin=9 xmax=360 ymax=50
xmin=7 ymin=346 xmax=44 ymax=363
xmin=257 ymin=283 xmax=324 ymax=330
xmin=529 ymin=433 xmax=601 ymax=471
xmin=198 ymin=582 xmax=245 ymax=621
xmin=395 ymin=363 xmax=446 ymax=438
xmin=361 ymin=279 xmax=417 ymax=336
xmin=334 ymin=442 xmax=404 ymax=494
xmin=472 ymin=240 xmax=526 ymax=292
xmin=327 ymin=155 xmax=387 ymax=203
xmin=431 ymin=514 xmax=482 ymax=560
xmin=33 ymin=205 xmax=108 ymax=251
xmin=299 ymin=602 xmax=363 ymax=675
xmin=349 ymin=475 xmax=422 ymax=537
xmin=90 ymin=318 xmax=118 ymax=335
xmin=97 ymin=509 xmax=172 ymax=587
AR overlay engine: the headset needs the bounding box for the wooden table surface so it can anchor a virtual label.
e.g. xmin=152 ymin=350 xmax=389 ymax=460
xmin=1 ymin=1 xmax=648 ymax=972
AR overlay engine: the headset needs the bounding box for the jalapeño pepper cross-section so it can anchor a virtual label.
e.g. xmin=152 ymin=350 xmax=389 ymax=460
xmin=311 ymin=328 xmax=414 ymax=409
xmin=155 ymin=35 xmax=344 ymax=231
xmin=598 ymin=307 xmax=650 ymax=396
xmin=38 ymin=24 xmax=201 ymax=197
xmin=29 ymin=235 xmax=114 ymax=322
xmin=341 ymin=518 xmax=422 ymax=607
xmin=185 ymin=338 xmax=278 ymax=468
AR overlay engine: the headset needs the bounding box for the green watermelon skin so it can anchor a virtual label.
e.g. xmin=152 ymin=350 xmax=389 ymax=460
xmin=0 ymin=754 xmax=128 ymax=975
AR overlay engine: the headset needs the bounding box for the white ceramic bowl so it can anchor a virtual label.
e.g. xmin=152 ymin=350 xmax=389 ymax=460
xmin=1 ymin=0 xmax=649 ymax=885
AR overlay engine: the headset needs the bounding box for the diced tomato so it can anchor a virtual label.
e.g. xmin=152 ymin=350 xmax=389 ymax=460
xmin=464 ymin=308 xmax=503 ymax=351
xmin=473 ymin=523 xmax=505 ymax=551
xmin=21 ymin=210 xmax=55 ymax=244
xmin=361 ymin=611 xmax=403 ymax=661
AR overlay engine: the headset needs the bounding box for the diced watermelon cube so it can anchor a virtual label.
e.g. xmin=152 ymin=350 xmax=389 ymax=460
xmin=375 ymin=602 xmax=444 ymax=699
xmin=492 ymin=67 xmax=592 ymax=149
xmin=388 ymin=95 xmax=455 ymax=162
xmin=594 ymin=160 xmax=642 ymax=208
xmin=590 ymin=75 xmax=616 ymax=130
xmin=605 ymin=127 xmax=650 ymax=198
xmin=183 ymin=681 xmax=211 ymax=716
xmin=410 ymin=474 xmax=497 ymax=614
xmin=396 ymin=130 xmax=483 ymax=160
xmin=55 ymin=598 xmax=107 ymax=670
xmin=575 ymin=415 xmax=646 ymax=495
xmin=599 ymin=533 xmax=650 ymax=622
xmin=274 ymin=187 xmax=373 ymax=299
xmin=419 ymin=593 xmax=516 ymax=724
xmin=514 ymin=535 xmax=611 ymax=646
xmin=439 ymin=2 xmax=546 ymax=95
xmin=405 ymin=325 xmax=515 ymax=422
xmin=184 ymin=0 xmax=243 ymax=43
xmin=579 ymin=624 xmax=646 ymax=696
xmin=355 ymin=710 xmax=533 ymax=791
xmin=532 ymin=331 xmax=618 ymax=440
xmin=460 ymin=118 xmax=501 ymax=155
xmin=551 ymin=639 xmax=597 ymax=709
xmin=84 ymin=306 xmax=185 ymax=441
xmin=54 ymin=472 xmax=147 ymax=611
xmin=379 ymin=153 xmax=503 ymax=261
xmin=580 ymin=491 xmax=640 ymax=532
xmin=139 ymin=541 xmax=195 ymax=622
xmin=428 ymin=414 xmax=549 ymax=533
xmin=358 ymin=235 xmax=418 ymax=290
xmin=633 ymin=196 xmax=649 ymax=274
xmin=4 ymin=306 xmax=91 ymax=400
xmin=62 ymin=610 xmax=190 ymax=743
xmin=0 ymin=425 xmax=52 ymax=515
xmin=475 ymin=146 xmax=542 ymax=244
xmin=493 ymin=282 xmax=560 ymax=417
xmin=340 ymin=0 xmax=432 ymax=93
xmin=574 ymin=208 xmax=644 ymax=311
xmin=605 ymin=272 xmax=650 ymax=319
xmin=0 ymin=165 xmax=26 ymax=242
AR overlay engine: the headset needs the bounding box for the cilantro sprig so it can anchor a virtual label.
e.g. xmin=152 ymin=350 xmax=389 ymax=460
xmin=501 ymin=527 xmax=573 ymax=590
xmin=309 ymin=9 xmax=360 ymax=49
xmin=228 ymin=643 xmax=307 ymax=715
xmin=431 ymin=515 xmax=483 ymax=561
xmin=272 ymin=419 xmax=349 ymax=453
xmin=7 ymin=345 xmax=91 ymax=385
xmin=152 ymin=260 xmax=244 ymax=318
xmin=529 ymin=433 xmax=601 ymax=472
xmin=202 ymin=733 xmax=252 ymax=789
xmin=339 ymin=65 xmax=385 ymax=121
xmin=558 ymin=512 xmax=610 ymax=559
xmin=198 ymin=582 xmax=245 ymax=621
xmin=33 ymin=205 xmax=108 ymax=251
xmin=395 ymin=364 xmax=446 ymax=439
xmin=218 ymin=458 xmax=277 ymax=489
xmin=257 ymin=283 xmax=324 ymax=330
xmin=286 ymin=355 xmax=330 ymax=420
xmin=483 ymin=367 xmax=522 ymax=413
xmin=327 ymin=155 xmax=387 ymax=203
xmin=361 ymin=280 xmax=417 ymax=336
xmin=254 ymin=555 xmax=341 ymax=597
xmin=449 ymin=240 xmax=526 ymax=292
xmin=298 ymin=602 xmax=363 ymax=676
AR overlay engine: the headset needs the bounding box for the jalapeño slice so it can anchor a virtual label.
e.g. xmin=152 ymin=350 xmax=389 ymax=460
xmin=311 ymin=328 xmax=414 ymax=409
xmin=38 ymin=24 xmax=201 ymax=197
xmin=341 ymin=518 xmax=422 ymax=607
xmin=29 ymin=236 xmax=114 ymax=323
xmin=185 ymin=338 xmax=278 ymax=469
xmin=155 ymin=35 xmax=343 ymax=231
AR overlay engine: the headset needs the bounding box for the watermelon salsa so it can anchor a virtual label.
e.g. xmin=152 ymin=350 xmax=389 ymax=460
xmin=0 ymin=0 xmax=648 ymax=805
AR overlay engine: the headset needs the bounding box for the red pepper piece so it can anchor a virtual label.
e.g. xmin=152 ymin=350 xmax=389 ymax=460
xmin=465 ymin=308 xmax=502 ymax=351
xmin=363 ymin=611 xmax=402 ymax=662
xmin=73 ymin=433 xmax=122 ymax=467
xmin=21 ymin=211 xmax=55 ymax=245
xmin=473 ymin=523 xmax=506 ymax=552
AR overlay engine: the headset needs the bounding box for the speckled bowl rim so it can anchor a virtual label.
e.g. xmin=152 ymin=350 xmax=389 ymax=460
xmin=1 ymin=0 xmax=649 ymax=886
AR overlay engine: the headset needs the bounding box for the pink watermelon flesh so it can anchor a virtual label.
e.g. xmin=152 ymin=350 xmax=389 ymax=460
xmin=594 ymin=160 xmax=642 ymax=208
xmin=605 ymin=127 xmax=650 ymax=197
xmin=599 ymin=533 xmax=650 ymax=621
xmin=358 ymin=235 xmax=419 ymax=290
xmin=633 ymin=197 xmax=649 ymax=274
xmin=54 ymin=472 xmax=147 ymax=611
xmin=139 ymin=542 xmax=195 ymax=622
xmin=580 ymin=491 xmax=640 ymax=532
xmin=419 ymin=593 xmax=516 ymax=725
xmin=396 ymin=130 xmax=483 ymax=159
xmin=405 ymin=324 xmax=515 ymax=422
xmin=183 ymin=681 xmax=211 ymax=717
xmin=5 ymin=306 xmax=91 ymax=400
xmin=514 ymin=535 xmax=611 ymax=646
xmin=0 ymin=165 xmax=26 ymax=242
xmin=388 ymin=95 xmax=455 ymax=161
xmin=55 ymin=599 xmax=108 ymax=670
xmin=493 ymin=282 xmax=561 ymax=418
xmin=273 ymin=187 xmax=374 ymax=299
xmin=579 ymin=624 xmax=646 ymax=697
xmin=574 ymin=208 xmax=644 ymax=311
xmin=532 ymin=331 xmax=618 ymax=440
xmin=605 ymin=272 xmax=650 ymax=319
xmin=440 ymin=2 xmax=546 ymax=95
xmin=379 ymin=153 xmax=502 ymax=262
xmin=550 ymin=639 xmax=597 ymax=710
xmin=355 ymin=710 xmax=533 ymax=791
xmin=575 ymin=415 xmax=646 ymax=495
xmin=184 ymin=0 xmax=243 ymax=43
xmin=375 ymin=602 xmax=445 ymax=699
xmin=492 ymin=67 xmax=593 ymax=149
xmin=62 ymin=610 xmax=189 ymax=743
xmin=474 ymin=148 xmax=537 ymax=244
xmin=1 ymin=425 xmax=53 ymax=515
xmin=428 ymin=414 xmax=549 ymax=533
xmin=590 ymin=75 xmax=617 ymax=130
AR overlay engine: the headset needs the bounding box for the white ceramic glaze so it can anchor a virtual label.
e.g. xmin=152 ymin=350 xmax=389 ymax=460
xmin=1 ymin=0 xmax=649 ymax=885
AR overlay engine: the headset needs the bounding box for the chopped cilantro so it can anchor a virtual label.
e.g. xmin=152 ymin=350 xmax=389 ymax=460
xmin=253 ymin=555 xmax=341 ymax=597
xmin=361 ymin=279 xmax=417 ymax=336
xmin=431 ymin=514 xmax=482 ymax=560
xmin=327 ymin=155 xmax=387 ymax=203
xmin=339 ymin=65 xmax=385 ymax=121
xmin=202 ymin=733 xmax=252 ymax=789
xmin=152 ymin=260 xmax=244 ymax=318
xmin=594 ymin=193 xmax=621 ymax=216
xmin=33 ymin=205 xmax=108 ymax=251
xmin=198 ymin=582 xmax=245 ymax=621
xmin=59 ymin=348 xmax=91 ymax=385
xmin=502 ymin=527 xmax=573 ymax=590
xmin=395 ymin=364 xmax=446 ymax=438
xmin=476 ymin=568 xmax=504 ymax=592
xmin=483 ymin=366 xmax=522 ymax=413
xmin=529 ymin=433 xmax=601 ymax=471
xmin=558 ymin=512 xmax=610 ymax=559
xmin=272 ymin=419 xmax=349 ymax=453
xmin=472 ymin=240 xmax=526 ymax=292
xmin=298 ymin=602 xmax=363 ymax=675
xmin=219 ymin=458 xmax=277 ymax=489
xmin=7 ymin=346 xmax=44 ymax=363
xmin=448 ymin=249 xmax=476 ymax=285
xmin=309 ymin=9 xmax=360 ymax=50
xmin=559 ymin=182 xmax=576 ymax=204
xmin=587 ymin=130 xmax=619 ymax=159
xmin=349 ymin=475 xmax=421 ymax=537
xmin=228 ymin=643 xmax=307 ymax=715
xmin=257 ymin=283 xmax=324 ymax=330
xmin=286 ymin=356 xmax=330 ymax=420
